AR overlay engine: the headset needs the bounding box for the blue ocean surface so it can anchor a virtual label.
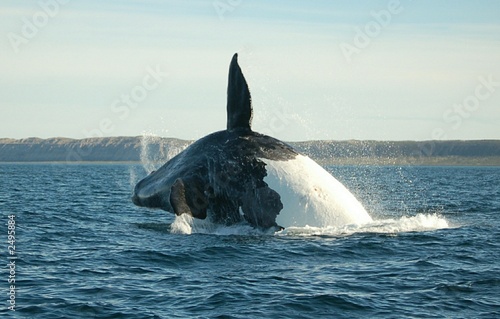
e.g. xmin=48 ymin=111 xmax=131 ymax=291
xmin=0 ymin=163 xmax=499 ymax=318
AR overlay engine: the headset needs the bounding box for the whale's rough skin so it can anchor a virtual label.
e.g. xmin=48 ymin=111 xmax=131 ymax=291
xmin=133 ymin=53 xmax=298 ymax=229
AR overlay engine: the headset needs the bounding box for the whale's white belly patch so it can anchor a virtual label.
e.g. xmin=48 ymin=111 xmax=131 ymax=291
xmin=261 ymin=155 xmax=372 ymax=228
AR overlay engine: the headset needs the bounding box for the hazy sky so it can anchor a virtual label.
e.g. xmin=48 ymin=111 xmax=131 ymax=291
xmin=1 ymin=0 xmax=499 ymax=141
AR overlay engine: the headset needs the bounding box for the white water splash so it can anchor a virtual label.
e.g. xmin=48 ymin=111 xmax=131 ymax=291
xmin=140 ymin=133 xmax=190 ymax=174
xmin=169 ymin=212 xmax=450 ymax=237
xmin=140 ymin=133 xmax=165 ymax=174
xmin=279 ymin=213 xmax=450 ymax=237
xmin=128 ymin=166 xmax=139 ymax=190
xmin=170 ymin=214 xmax=273 ymax=236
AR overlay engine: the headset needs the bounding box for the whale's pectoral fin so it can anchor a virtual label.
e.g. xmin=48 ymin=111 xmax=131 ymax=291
xmin=241 ymin=186 xmax=283 ymax=229
xmin=169 ymin=177 xmax=208 ymax=219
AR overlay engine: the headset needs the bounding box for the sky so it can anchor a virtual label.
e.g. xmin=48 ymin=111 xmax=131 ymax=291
xmin=1 ymin=0 xmax=499 ymax=141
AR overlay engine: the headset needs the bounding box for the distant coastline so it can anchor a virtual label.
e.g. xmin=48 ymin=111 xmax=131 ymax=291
xmin=1 ymin=137 xmax=499 ymax=166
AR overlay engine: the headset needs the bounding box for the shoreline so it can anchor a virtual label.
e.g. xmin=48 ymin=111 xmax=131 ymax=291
xmin=1 ymin=157 xmax=499 ymax=167
xmin=1 ymin=137 xmax=499 ymax=166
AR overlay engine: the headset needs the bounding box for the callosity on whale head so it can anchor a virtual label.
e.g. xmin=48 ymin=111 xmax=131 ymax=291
xmin=132 ymin=53 xmax=372 ymax=229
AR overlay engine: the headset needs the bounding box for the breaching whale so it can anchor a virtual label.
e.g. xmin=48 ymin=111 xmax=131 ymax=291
xmin=132 ymin=53 xmax=372 ymax=229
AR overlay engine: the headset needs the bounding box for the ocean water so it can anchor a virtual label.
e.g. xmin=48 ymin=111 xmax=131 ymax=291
xmin=0 ymin=163 xmax=499 ymax=318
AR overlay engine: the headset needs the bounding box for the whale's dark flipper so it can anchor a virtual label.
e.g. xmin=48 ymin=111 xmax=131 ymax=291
xmin=169 ymin=177 xmax=208 ymax=219
xmin=226 ymin=53 xmax=252 ymax=132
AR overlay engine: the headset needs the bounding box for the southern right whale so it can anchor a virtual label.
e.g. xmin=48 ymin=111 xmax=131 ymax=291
xmin=132 ymin=53 xmax=372 ymax=229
